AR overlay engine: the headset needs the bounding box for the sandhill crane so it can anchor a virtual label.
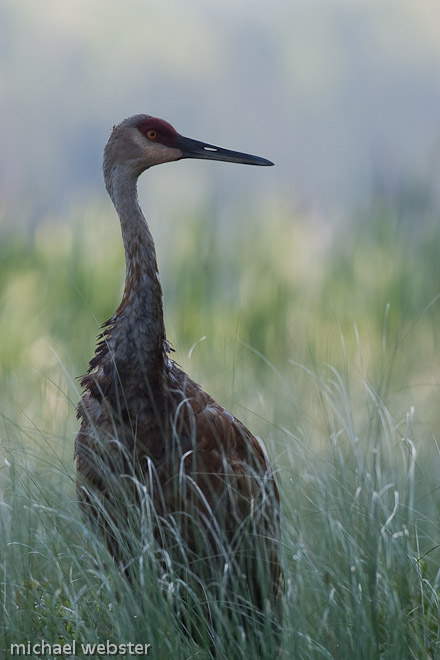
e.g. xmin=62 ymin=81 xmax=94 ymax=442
xmin=75 ymin=115 xmax=282 ymax=656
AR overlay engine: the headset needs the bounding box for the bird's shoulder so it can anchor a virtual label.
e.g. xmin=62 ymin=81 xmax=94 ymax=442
xmin=168 ymin=363 xmax=271 ymax=476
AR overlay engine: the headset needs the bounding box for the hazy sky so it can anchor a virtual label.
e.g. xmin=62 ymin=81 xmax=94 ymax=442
xmin=1 ymin=0 xmax=439 ymax=222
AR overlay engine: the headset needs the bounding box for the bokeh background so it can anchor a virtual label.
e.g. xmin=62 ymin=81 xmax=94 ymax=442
xmin=2 ymin=0 xmax=440 ymax=218
xmin=1 ymin=0 xmax=440 ymax=430
xmin=2 ymin=2 xmax=440 ymax=657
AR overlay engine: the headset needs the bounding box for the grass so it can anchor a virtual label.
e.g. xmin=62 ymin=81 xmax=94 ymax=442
xmin=1 ymin=190 xmax=440 ymax=658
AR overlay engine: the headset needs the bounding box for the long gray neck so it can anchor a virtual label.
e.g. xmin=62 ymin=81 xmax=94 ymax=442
xmin=105 ymin=164 xmax=167 ymax=400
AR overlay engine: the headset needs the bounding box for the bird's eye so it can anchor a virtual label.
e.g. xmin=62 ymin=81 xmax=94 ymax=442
xmin=146 ymin=129 xmax=157 ymax=139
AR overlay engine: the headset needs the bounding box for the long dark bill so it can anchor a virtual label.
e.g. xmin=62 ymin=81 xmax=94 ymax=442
xmin=176 ymin=135 xmax=274 ymax=166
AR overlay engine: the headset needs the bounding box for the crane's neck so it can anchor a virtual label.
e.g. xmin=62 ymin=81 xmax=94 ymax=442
xmin=105 ymin=164 xmax=167 ymax=400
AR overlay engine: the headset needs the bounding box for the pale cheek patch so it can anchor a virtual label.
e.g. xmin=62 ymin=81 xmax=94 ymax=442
xmin=146 ymin=143 xmax=182 ymax=164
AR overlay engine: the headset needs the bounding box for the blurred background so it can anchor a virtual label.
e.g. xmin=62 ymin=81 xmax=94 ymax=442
xmin=1 ymin=0 xmax=440 ymax=443
xmin=2 ymin=0 xmax=440 ymax=218
xmin=3 ymin=4 xmax=440 ymax=653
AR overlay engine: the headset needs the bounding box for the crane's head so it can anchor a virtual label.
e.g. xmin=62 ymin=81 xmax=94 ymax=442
xmin=103 ymin=114 xmax=274 ymax=182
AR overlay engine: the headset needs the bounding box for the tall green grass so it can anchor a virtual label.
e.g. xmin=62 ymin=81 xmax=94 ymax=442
xmin=1 ymin=194 xmax=440 ymax=658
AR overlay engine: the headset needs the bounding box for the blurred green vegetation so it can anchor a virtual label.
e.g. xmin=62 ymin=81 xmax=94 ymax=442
xmin=2 ymin=3 xmax=440 ymax=655
xmin=1 ymin=191 xmax=440 ymax=434
xmin=1 ymin=194 xmax=440 ymax=657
